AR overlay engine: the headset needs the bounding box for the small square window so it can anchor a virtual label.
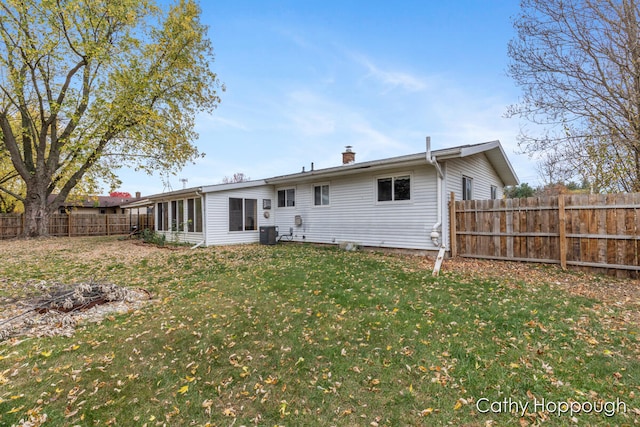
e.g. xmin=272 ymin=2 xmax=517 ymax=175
xmin=314 ymin=184 xmax=330 ymax=206
xmin=277 ymin=189 xmax=295 ymax=207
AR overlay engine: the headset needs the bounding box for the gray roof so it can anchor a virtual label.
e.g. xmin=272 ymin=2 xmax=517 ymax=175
xmin=266 ymin=140 xmax=519 ymax=186
xmin=139 ymin=140 xmax=519 ymax=201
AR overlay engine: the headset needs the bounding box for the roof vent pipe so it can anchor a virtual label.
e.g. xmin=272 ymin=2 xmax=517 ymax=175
xmin=425 ymin=137 xmax=443 ymax=178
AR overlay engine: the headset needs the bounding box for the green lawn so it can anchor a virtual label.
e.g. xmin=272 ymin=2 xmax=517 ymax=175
xmin=0 ymin=237 xmax=638 ymax=426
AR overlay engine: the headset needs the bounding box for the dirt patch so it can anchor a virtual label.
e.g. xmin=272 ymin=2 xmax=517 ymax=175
xmin=1 ymin=236 xmax=166 ymax=267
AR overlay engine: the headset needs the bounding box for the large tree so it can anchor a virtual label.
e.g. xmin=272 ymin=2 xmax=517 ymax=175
xmin=0 ymin=0 xmax=222 ymax=236
xmin=0 ymin=153 xmax=21 ymax=213
xmin=507 ymin=0 xmax=640 ymax=193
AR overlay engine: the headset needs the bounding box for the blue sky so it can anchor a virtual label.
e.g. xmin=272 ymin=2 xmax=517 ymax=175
xmin=122 ymin=0 xmax=538 ymax=195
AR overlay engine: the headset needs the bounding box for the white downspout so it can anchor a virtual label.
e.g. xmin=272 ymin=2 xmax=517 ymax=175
xmin=425 ymin=136 xmax=444 ymax=248
xmin=191 ymin=240 xmax=205 ymax=249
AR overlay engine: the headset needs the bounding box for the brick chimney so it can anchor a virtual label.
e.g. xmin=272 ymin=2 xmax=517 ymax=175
xmin=342 ymin=146 xmax=355 ymax=164
xmin=135 ymin=191 xmax=141 ymax=199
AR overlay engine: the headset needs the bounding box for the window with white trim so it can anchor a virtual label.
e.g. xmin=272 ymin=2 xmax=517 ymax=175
xmin=229 ymin=198 xmax=257 ymax=231
xmin=157 ymin=202 xmax=169 ymax=231
xmin=313 ymin=184 xmax=330 ymax=206
xmin=462 ymin=176 xmax=473 ymax=200
xmin=377 ymin=175 xmax=410 ymax=202
xmin=490 ymin=185 xmax=498 ymax=200
xmin=187 ymin=197 xmax=203 ymax=232
xmin=277 ymin=188 xmax=295 ymax=207
xmin=195 ymin=198 xmax=202 ymax=232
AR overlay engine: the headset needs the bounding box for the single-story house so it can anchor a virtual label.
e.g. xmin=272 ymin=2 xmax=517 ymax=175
xmin=137 ymin=139 xmax=518 ymax=253
xmin=51 ymin=192 xmax=143 ymax=215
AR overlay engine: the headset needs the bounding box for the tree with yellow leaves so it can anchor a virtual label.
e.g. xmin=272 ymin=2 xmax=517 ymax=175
xmin=0 ymin=0 xmax=222 ymax=236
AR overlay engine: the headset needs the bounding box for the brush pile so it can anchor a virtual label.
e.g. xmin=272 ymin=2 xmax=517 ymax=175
xmin=0 ymin=281 xmax=151 ymax=341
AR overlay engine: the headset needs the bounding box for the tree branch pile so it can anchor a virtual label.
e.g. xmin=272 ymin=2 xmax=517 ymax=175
xmin=0 ymin=281 xmax=150 ymax=341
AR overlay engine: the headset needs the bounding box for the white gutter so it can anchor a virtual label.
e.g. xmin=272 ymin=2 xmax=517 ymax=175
xmin=425 ymin=136 xmax=444 ymax=248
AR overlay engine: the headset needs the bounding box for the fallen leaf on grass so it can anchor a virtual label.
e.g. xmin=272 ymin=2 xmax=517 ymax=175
xmin=453 ymin=398 xmax=468 ymax=410
xmin=419 ymin=408 xmax=434 ymax=416
xmin=202 ymin=399 xmax=213 ymax=416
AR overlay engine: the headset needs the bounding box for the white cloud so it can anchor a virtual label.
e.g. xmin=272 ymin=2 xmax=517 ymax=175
xmin=350 ymin=53 xmax=429 ymax=93
xmin=196 ymin=114 xmax=251 ymax=132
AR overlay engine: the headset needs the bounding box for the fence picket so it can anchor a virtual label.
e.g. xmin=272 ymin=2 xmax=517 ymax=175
xmin=454 ymin=192 xmax=640 ymax=278
xmin=0 ymin=213 xmax=154 ymax=239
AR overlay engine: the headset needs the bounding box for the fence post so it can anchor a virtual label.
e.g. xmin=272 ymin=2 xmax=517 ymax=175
xmin=558 ymin=195 xmax=567 ymax=269
xmin=106 ymin=214 xmax=110 ymax=236
xmin=449 ymin=192 xmax=457 ymax=257
xmin=68 ymin=214 xmax=72 ymax=237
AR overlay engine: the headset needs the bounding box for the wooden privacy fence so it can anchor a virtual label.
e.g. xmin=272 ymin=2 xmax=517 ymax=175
xmin=450 ymin=192 xmax=640 ymax=278
xmin=0 ymin=213 xmax=154 ymax=240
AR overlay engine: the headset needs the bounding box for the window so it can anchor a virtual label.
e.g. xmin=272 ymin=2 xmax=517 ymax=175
xmin=195 ymin=198 xmax=203 ymax=232
xmin=187 ymin=198 xmax=195 ymax=232
xmin=229 ymin=198 xmax=243 ymax=231
xmin=463 ymin=176 xmax=473 ymax=200
xmin=157 ymin=202 xmax=169 ymax=231
xmin=229 ymin=198 xmax=257 ymax=232
xmin=490 ymin=185 xmax=498 ymax=200
xmin=157 ymin=203 xmax=163 ymax=230
xmin=313 ymin=184 xmax=330 ymax=206
xmin=377 ymin=175 xmax=411 ymax=202
xmin=176 ymin=200 xmax=184 ymax=231
xmin=277 ymin=188 xmax=295 ymax=207
xmin=186 ymin=198 xmax=203 ymax=233
xmin=170 ymin=201 xmax=177 ymax=230
xmin=244 ymin=199 xmax=257 ymax=231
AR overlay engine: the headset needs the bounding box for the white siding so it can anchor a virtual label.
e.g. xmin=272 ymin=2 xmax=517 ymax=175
xmin=158 ymin=230 xmax=204 ymax=245
xmin=444 ymin=153 xmax=505 ymax=201
xmin=272 ymin=166 xmax=440 ymax=250
xmin=180 ymin=152 xmax=508 ymax=251
xmin=205 ymin=186 xmax=275 ymax=246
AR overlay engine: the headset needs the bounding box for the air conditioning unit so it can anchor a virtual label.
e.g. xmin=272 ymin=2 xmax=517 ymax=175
xmin=259 ymin=226 xmax=277 ymax=245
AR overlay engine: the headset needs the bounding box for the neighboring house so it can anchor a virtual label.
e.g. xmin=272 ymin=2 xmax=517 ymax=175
xmin=51 ymin=192 xmax=142 ymax=214
xmin=140 ymin=140 xmax=518 ymax=253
